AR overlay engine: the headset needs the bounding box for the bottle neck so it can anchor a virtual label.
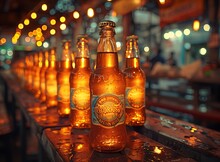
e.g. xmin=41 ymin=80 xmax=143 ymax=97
xmin=97 ymin=28 xmax=117 ymax=53
xmin=49 ymin=55 xmax=56 ymax=68
xmin=96 ymin=27 xmax=118 ymax=69
xmin=59 ymin=59 xmax=71 ymax=69
xmin=75 ymin=57 xmax=90 ymax=68
xmin=126 ymin=57 xmax=140 ymax=68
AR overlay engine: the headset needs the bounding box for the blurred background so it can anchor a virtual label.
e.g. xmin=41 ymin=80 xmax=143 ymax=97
xmin=0 ymin=0 xmax=219 ymax=161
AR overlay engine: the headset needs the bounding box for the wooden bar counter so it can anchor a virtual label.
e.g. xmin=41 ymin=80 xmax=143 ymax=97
xmin=1 ymin=70 xmax=220 ymax=162
xmin=41 ymin=126 xmax=195 ymax=162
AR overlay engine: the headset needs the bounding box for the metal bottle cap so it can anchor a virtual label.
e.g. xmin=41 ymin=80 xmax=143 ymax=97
xmin=99 ymin=20 xmax=116 ymax=28
xmin=77 ymin=34 xmax=88 ymax=41
xmin=126 ymin=35 xmax=138 ymax=40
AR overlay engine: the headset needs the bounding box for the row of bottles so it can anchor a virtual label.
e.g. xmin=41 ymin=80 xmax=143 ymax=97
xmin=11 ymin=20 xmax=146 ymax=152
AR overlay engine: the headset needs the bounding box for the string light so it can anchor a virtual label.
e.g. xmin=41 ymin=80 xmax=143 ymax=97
xmin=60 ymin=23 xmax=66 ymax=30
xmin=18 ymin=23 xmax=24 ymax=29
xmin=41 ymin=4 xmax=48 ymax=11
xmin=193 ymin=19 xmax=200 ymax=31
xmin=42 ymin=25 xmax=47 ymax=31
xmin=31 ymin=12 xmax=37 ymax=19
xmin=87 ymin=8 xmax=94 ymax=18
xmin=60 ymin=16 xmax=66 ymax=23
xmin=24 ymin=19 xmax=30 ymax=25
xmin=73 ymin=11 xmax=80 ymax=19
xmin=50 ymin=19 xmax=56 ymax=25
xmin=50 ymin=29 xmax=56 ymax=35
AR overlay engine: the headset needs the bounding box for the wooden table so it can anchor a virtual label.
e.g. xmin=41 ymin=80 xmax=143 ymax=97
xmin=1 ymin=70 xmax=220 ymax=162
xmin=41 ymin=126 xmax=195 ymax=162
xmin=137 ymin=110 xmax=220 ymax=162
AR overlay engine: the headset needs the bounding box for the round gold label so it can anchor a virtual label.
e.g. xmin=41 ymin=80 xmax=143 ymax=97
xmin=72 ymin=87 xmax=90 ymax=110
xmin=127 ymin=87 xmax=144 ymax=109
xmin=94 ymin=95 xmax=123 ymax=127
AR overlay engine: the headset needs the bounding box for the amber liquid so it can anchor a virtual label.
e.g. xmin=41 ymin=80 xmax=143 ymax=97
xmin=39 ymin=66 xmax=47 ymax=102
xmin=124 ymin=58 xmax=146 ymax=126
xmin=32 ymin=66 xmax=41 ymax=98
xmin=57 ymin=60 xmax=71 ymax=117
xmin=45 ymin=60 xmax=57 ymax=108
xmin=90 ymin=52 xmax=127 ymax=152
xmin=70 ymin=57 xmax=91 ymax=128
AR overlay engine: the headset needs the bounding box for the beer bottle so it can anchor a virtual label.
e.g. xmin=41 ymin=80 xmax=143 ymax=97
xmin=39 ymin=51 xmax=49 ymax=102
xmin=33 ymin=51 xmax=43 ymax=98
xmin=70 ymin=35 xmax=91 ymax=128
xmin=123 ymin=35 xmax=146 ymax=126
xmin=25 ymin=54 xmax=33 ymax=92
xmin=45 ymin=48 xmax=58 ymax=108
xmin=57 ymin=40 xmax=72 ymax=117
xmin=90 ymin=20 xmax=127 ymax=152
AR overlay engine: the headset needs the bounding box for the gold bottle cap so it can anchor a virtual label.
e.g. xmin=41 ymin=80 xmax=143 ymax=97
xmin=99 ymin=20 xmax=116 ymax=28
xmin=126 ymin=35 xmax=138 ymax=40
xmin=77 ymin=34 xmax=88 ymax=40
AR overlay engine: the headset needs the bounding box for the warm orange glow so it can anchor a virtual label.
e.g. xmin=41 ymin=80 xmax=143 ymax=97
xmin=50 ymin=19 xmax=56 ymax=25
xmin=28 ymin=32 xmax=33 ymax=37
xmin=87 ymin=8 xmax=94 ymax=18
xmin=191 ymin=127 xmax=197 ymax=133
xmin=60 ymin=16 xmax=66 ymax=23
xmin=193 ymin=20 xmax=200 ymax=31
xmin=73 ymin=11 xmax=80 ymax=19
xmin=41 ymin=4 xmax=47 ymax=11
xmin=42 ymin=25 xmax=47 ymax=31
xmin=76 ymin=144 xmax=83 ymax=151
xmin=12 ymin=38 xmax=17 ymax=44
xmin=24 ymin=19 xmax=30 ymax=25
xmin=0 ymin=38 xmax=6 ymax=45
xmin=25 ymin=37 xmax=31 ymax=42
xmin=159 ymin=0 xmax=166 ymax=5
xmin=154 ymin=146 xmax=162 ymax=154
xmin=18 ymin=23 xmax=24 ymax=29
xmin=31 ymin=12 xmax=37 ymax=19
xmin=50 ymin=29 xmax=56 ymax=35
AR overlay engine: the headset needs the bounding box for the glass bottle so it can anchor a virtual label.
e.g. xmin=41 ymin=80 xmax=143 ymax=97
xmin=70 ymin=35 xmax=91 ymax=128
xmin=33 ymin=51 xmax=43 ymax=98
xmin=89 ymin=20 xmax=127 ymax=152
xmin=123 ymin=35 xmax=146 ymax=126
xmin=45 ymin=48 xmax=58 ymax=108
xmin=57 ymin=40 xmax=72 ymax=117
xmin=39 ymin=51 xmax=49 ymax=102
xmin=25 ymin=54 xmax=33 ymax=92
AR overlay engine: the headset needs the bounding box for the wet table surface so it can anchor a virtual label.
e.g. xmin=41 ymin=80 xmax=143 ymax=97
xmin=1 ymin=70 xmax=220 ymax=161
xmin=41 ymin=126 xmax=195 ymax=162
xmin=137 ymin=110 xmax=220 ymax=162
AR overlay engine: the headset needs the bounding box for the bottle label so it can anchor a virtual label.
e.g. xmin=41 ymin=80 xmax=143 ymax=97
xmin=57 ymin=84 xmax=70 ymax=102
xmin=91 ymin=94 xmax=125 ymax=128
xmin=70 ymin=87 xmax=90 ymax=110
xmin=46 ymin=79 xmax=57 ymax=96
xmin=125 ymin=87 xmax=145 ymax=109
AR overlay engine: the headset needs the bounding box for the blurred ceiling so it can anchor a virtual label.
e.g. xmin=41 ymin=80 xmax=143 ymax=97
xmin=0 ymin=0 xmax=40 ymax=33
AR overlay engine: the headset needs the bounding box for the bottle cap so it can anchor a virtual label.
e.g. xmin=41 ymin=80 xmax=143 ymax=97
xmin=99 ymin=20 xmax=116 ymax=28
xmin=77 ymin=34 xmax=88 ymax=40
xmin=126 ymin=35 xmax=138 ymax=40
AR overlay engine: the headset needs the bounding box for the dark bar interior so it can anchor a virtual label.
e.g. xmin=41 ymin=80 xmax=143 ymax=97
xmin=0 ymin=0 xmax=220 ymax=162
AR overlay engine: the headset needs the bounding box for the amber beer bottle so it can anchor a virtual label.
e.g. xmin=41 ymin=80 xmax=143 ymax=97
xmin=25 ymin=54 xmax=34 ymax=92
xmin=90 ymin=20 xmax=127 ymax=152
xmin=39 ymin=51 xmax=49 ymax=102
xmin=70 ymin=35 xmax=91 ymax=128
xmin=33 ymin=51 xmax=43 ymax=98
xmin=57 ymin=40 xmax=72 ymax=117
xmin=124 ymin=35 xmax=146 ymax=126
xmin=45 ymin=48 xmax=58 ymax=108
